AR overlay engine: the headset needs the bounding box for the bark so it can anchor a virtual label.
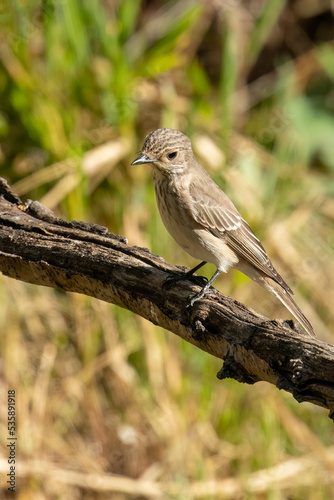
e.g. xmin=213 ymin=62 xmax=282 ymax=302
xmin=0 ymin=177 xmax=333 ymax=420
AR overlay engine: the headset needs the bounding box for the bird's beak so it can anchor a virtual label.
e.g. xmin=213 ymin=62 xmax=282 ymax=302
xmin=131 ymin=153 xmax=156 ymax=165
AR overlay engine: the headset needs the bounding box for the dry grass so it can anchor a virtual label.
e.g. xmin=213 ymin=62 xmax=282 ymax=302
xmin=0 ymin=1 xmax=334 ymax=498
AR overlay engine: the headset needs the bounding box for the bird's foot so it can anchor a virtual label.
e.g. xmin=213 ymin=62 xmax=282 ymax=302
xmin=162 ymin=274 xmax=183 ymax=290
xmin=162 ymin=272 xmax=208 ymax=291
xmin=187 ymin=287 xmax=213 ymax=307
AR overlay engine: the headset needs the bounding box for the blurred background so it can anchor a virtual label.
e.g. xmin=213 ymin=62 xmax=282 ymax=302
xmin=0 ymin=0 xmax=334 ymax=498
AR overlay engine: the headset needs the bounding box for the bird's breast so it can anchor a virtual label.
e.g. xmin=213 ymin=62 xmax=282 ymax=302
xmin=154 ymin=176 xmax=194 ymax=246
xmin=153 ymin=175 xmax=238 ymax=271
xmin=154 ymin=177 xmax=192 ymax=238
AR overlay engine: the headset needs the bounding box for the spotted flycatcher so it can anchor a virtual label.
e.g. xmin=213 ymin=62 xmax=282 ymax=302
xmin=132 ymin=128 xmax=315 ymax=337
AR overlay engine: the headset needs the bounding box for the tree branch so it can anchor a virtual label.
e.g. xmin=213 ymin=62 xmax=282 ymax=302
xmin=1 ymin=177 xmax=333 ymax=420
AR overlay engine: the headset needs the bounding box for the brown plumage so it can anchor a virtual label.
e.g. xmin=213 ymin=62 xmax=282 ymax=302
xmin=132 ymin=128 xmax=315 ymax=337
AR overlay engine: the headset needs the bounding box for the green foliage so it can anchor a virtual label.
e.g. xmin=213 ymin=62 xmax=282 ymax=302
xmin=0 ymin=1 xmax=333 ymax=498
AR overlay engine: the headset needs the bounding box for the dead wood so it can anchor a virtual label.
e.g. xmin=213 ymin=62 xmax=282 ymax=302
xmin=0 ymin=177 xmax=333 ymax=420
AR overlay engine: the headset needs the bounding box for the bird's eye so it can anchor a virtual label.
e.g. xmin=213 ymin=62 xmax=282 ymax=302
xmin=167 ymin=152 xmax=177 ymax=160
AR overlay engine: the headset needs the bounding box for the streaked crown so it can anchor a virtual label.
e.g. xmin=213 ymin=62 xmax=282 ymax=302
xmin=142 ymin=128 xmax=192 ymax=157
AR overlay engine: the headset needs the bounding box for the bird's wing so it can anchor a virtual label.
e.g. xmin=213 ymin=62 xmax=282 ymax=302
xmin=189 ymin=179 xmax=293 ymax=293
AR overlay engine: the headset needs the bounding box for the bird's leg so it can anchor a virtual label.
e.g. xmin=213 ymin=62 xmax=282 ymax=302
xmin=162 ymin=261 xmax=207 ymax=290
xmin=188 ymin=269 xmax=222 ymax=306
xmin=185 ymin=261 xmax=207 ymax=277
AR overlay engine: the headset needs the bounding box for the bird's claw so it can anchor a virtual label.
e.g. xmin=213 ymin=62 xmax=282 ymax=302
xmin=162 ymin=273 xmax=184 ymax=290
xmin=162 ymin=273 xmax=208 ymax=291
xmin=188 ymin=293 xmax=203 ymax=308
xmin=189 ymin=275 xmax=208 ymax=286
xmin=186 ymin=287 xmax=212 ymax=308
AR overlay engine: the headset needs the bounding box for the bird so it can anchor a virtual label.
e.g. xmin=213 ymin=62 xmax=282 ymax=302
xmin=131 ymin=128 xmax=315 ymax=338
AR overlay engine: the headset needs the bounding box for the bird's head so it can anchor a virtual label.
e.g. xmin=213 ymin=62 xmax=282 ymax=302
xmin=131 ymin=128 xmax=193 ymax=174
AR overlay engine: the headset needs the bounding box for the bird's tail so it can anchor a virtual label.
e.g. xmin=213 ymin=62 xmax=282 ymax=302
xmin=263 ymin=278 xmax=315 ymax=338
